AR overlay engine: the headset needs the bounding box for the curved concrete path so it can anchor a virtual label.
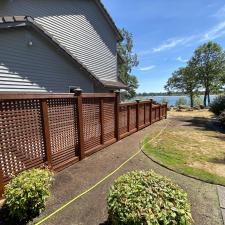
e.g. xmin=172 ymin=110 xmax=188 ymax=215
xmin=32 ymin=119 xmax=223 ymax=225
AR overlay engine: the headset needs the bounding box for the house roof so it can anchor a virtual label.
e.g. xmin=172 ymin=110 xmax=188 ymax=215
xmin=0 ymin=16 xmax=127 ymax=90
xmin=101 ymin=80 xmax=127 ymax=89
xmin=94 ymin=0 xmax=123 ymax=42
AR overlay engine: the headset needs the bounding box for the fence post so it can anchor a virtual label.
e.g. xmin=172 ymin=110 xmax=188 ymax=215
xmin=144 ymin=103 xmax=146 ymax=125
xmin=165 ymin=103 xmax=168 ymax=119
xmin=115 ymin=91 xmax=120 ymax=141
xmin=136 ymin=100 xmax=140 ymax=131
xmin=41 ymin=99 xmax=53 ymax=169
xmin=127 ymin=105 xmax=130 ymax=132
xmin=100 ymin=99 xmax=105 ymax=144
xmin=76 ymin=89 xmax=85 ymax=160
xmin=158 ymin=104 xmax=161 ymax=120
xmin=149 ymin=99 xmax=152 ymax=124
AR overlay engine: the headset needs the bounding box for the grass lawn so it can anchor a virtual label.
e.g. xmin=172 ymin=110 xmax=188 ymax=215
xmin=143 ymin=110 xmax=225 ymax=186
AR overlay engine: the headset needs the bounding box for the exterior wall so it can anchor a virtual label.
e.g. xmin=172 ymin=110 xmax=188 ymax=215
xmin=0 ymin=27 xmax=94 ymax=92
xmin=0 ymin=0 xmax=118 ymax=83
xmin=94 ymin=84 xmax=112 ymax=93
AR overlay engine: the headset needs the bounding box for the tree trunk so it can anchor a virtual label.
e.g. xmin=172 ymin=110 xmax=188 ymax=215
xmin=207 ymin=92 xmax=210 ymax=105
xmin=203 ymin=91 xmax=207 ymax=107
xmin=190 ymin=94 xmax=194 ymax=108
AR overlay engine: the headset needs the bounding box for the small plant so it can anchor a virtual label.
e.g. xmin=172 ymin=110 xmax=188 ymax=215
xmin=219 ymin=110 xmax=225 ymax=126
xmin=193 ymin=96 xmax=203 ymax=107
xmin=161 ymin=97 xmax=168 ymax=104
xmin=210 ymin=95 xmax=225 ymax=115
xmin=175 ymin=97 xmax=188 ymax=107
xmin=107 ymin=170 xmax=192 ymax=225
xmin=4 ymin=168 xmax=53 ymax=221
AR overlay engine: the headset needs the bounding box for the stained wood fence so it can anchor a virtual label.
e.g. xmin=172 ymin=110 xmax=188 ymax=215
xmin=0 ymin=92 xmax=167 ymax=196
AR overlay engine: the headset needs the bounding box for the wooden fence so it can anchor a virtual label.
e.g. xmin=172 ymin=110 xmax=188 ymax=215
xmin=0 ymin=92 xmax=167 ymax=196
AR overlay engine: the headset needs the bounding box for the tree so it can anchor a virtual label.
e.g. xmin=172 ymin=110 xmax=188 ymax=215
xmin=189 ymin=41 xmax=225 ymax=106
xmin=165 ymin=66 xmax=200 ymax=107
xmin=117 ymin=28 xmax=139 ymax=98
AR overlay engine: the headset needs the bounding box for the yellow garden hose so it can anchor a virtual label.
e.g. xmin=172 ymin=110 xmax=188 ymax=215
xmin=35 ymin=120 xmax=169 ymax=225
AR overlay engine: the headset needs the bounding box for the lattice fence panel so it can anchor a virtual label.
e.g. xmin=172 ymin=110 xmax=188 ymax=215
xmin=103 ymin=98 xmax=115 ymax=142
xmin=156 ymin=107 xmax=160 ymax=121
xmin=0 ymin=99 xmax=46 ymax=183
xmin=139 ymin=104 xmax=145 ymax=126
xmin=145 ymin=104 xmax=150 ymax=124
xmin=130 ymin=105 xmax=137 ymax=130
xmin=47 ymin=98 xmax=79 ymax=168
xmin=82 ymin=98 xmax=101 ymax=152
xmin=119 ymin=105 xmax=127 ymax=135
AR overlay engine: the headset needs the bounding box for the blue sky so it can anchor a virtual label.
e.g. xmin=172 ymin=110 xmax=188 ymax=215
xmin=102 ymin=0 xmax=225 ymax=93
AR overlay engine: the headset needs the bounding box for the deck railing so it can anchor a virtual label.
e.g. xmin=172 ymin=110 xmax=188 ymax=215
xmin=0 ymin=92 xmax=167 ymax=196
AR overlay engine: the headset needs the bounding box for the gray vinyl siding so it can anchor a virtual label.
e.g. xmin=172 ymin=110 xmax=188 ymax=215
xmin=0 ymin=28 xmax=94 ymax=92
xmin=0 ymin=0 xmax=118 ymax=82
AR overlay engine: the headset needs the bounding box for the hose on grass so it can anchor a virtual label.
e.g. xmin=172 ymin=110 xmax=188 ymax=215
xmin=35 ymin=120 xmax=169 ymax=225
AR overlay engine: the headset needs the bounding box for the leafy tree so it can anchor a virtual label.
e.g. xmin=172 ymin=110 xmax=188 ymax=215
xmin=189 ymin=41 xmax=225 ymax=106
xmin=165 ymin=66 xmax=200 ymax=107
xmin=117 ymin=28 xmax=139 ymax=98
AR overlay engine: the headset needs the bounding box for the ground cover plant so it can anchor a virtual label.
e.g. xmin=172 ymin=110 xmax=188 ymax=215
xmin=4 ymin=168 xmax=53 ymax=222
xmin=107 ymin=170 xmax=192 ymax=225
xmin=143 ymin=110 xmax=225 ymax=186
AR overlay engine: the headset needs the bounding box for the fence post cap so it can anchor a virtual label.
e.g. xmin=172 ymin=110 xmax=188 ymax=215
xmin=73 ymin=88 xmax=83 ymax=95
xmin=114 ymin=90 xmax=120 ymax=94
xmin=136 ymin=99 xmax=141 ymax=103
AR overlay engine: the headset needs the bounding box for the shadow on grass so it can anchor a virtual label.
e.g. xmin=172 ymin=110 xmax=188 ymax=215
xmin=208 ymin=157 xmax=225 ymax=165
xmin=176 ymin=116 xmax=225 ymax=137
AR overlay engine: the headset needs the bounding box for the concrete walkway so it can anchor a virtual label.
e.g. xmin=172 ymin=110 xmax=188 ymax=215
xmin=33 ymin=119 xmax=223 ymax=225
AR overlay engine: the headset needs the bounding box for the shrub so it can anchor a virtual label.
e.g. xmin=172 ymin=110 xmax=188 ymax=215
xmin=161 ymin=97 xmax=168 ymax=104
xmin=219 ymin=110 xmax=225 ymax=126
xmin=4 ymin=168 xmax=53 ymax=221
xmin=193 ymin=96 xmax=203 ymax=107
xmin=175 ymin=97 xmax=188 ymax=107
xmin=107 ymin=170 xmax=192 ymax=225
xmin=210 ymin=95 xmax=225 ymax=115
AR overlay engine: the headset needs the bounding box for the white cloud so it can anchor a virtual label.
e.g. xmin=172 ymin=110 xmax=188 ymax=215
xmin=202 ymin=21 xmax=225 ymax=41
xmin=152 ymin=38 xmax=183 ymax=52
xmin=139 ymin=65 xmax=155 ymax=71
xmin=152 ymin=36 xmax=197 ymax=53
xmin=176 ymin=56 xmax=188 ymax=63
xmin=213 ymin=5 xmax=225 ymax=18
xmin=138 ymin=19 xmax=225 ymax=56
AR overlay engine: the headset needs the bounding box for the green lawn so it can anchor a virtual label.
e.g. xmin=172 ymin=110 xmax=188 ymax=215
xmin=143 ymin=113 xmax=225 ymax=186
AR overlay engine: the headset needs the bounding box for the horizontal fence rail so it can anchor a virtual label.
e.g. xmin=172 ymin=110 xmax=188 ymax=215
xmin=0 ymin=92 xmax=167 ymax=197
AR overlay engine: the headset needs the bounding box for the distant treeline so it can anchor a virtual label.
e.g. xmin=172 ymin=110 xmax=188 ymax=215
xmin=136 ymin=91 xmax=221 ymax=97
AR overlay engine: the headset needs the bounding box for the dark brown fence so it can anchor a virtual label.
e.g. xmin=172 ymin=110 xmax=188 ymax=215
xmin=0 ymin=92 xmax=167 ymax=196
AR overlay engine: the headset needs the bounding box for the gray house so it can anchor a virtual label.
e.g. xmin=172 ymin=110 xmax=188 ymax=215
xmin=0 ymin=0 xmax=127 ymax=93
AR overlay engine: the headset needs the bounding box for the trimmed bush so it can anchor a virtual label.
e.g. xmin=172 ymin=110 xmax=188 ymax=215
xmin=219 ymin=110 xmax=225 ymax=126
xmin=4 ymin=168 xmax=53 ymax=221
xmin=107 ymin=170 xmax=192 ymax=225
xmin=210 ymin=95 xmax=225 ymax=115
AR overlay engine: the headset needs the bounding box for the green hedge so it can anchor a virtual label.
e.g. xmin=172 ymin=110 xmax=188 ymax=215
xmin=4 ymin=168 xmax=53 ymax=221
xmin=107 ymin=170 xmax=192 ymax=225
